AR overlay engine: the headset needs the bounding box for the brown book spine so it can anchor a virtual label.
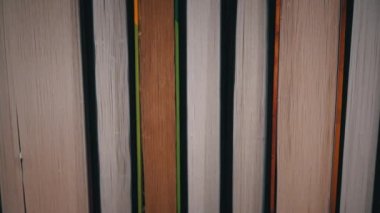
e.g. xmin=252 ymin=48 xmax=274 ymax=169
xmin=138 ymin=0 xmax=177 ymax=212
xmin=270 ymin=0 xmax=281 ymax=212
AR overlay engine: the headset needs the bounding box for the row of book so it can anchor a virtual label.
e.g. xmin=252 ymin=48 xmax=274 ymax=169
xmin=0 ymin=0 xmax=379 ymax=212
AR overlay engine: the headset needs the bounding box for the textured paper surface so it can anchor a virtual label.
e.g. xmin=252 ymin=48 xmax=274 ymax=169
xmin=187 ymin=0 xmax=220 ymax=212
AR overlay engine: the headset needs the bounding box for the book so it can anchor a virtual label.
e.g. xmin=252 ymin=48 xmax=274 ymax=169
xmin=276 ymin=0 xmax=340 ymax=211
xmin=93 ymin=0 xmax=132 ymax=212
xmin=340 ymin=0 xmax=380 ymax=211
xmin=138 ymin=0 xmax=177 ymax=212
xmin=0 ymin=0 xmax=88 ymax=212
xmin=233 ymin=0 xmax=267 ymax=211
xmin=187 ymin=0 xmax=220 ymax=212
